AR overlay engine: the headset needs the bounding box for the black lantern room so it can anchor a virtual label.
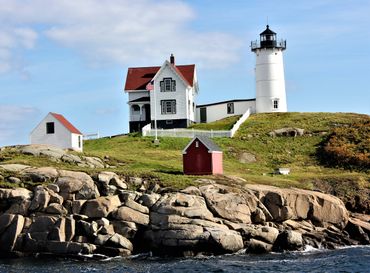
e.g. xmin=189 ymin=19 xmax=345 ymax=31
xmin=251 ymin=25 xmax=286 ymax=51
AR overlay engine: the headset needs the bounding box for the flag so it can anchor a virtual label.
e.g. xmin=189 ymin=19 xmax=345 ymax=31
xmin=146 ymin=80 xmax=154 ymax=91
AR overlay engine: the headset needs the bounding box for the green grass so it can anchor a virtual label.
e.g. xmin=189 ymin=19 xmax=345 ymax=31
xmin=1 ymin=112 xmax=369 ymax=193
xmin=189 ymin=115 xmax=241 ymax=130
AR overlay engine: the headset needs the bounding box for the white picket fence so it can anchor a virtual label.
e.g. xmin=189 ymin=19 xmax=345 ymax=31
xmin=142 ymin=108 xmax=251 ymax=138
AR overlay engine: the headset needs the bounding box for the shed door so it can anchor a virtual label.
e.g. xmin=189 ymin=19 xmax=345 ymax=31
xmin=200 ymin=107 xmax=207 ymax=123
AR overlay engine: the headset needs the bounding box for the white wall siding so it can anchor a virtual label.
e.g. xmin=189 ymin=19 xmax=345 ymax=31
xmin=195 ymin=100 xmax=256 ymax=123
xmin=255 ymin=48 xmax=287 ymax=113
xmin=71 ymin=133 xmax=83 ymax=152
xmin=30 ymin=113 xmax=83 ymax=152
xmin=150 ymin=64 xmax=189 ymax=121
xmin=128 ymin=91 xmax=149 ymax=102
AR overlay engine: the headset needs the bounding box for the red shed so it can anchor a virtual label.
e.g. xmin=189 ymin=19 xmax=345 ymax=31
xmin=182 ymin=136 xmax=223 ymax=175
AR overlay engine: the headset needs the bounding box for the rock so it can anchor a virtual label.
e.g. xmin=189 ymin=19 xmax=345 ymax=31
xmin=97 ymin=172 xmax=127 ymax=194
xmin=129 ymin=177 xmax=143 ymax=186
xmin=21 ymin=167 xmax=59 ymax=182
xmin=345 ymin=219 xmax=370 ymax=244
xmin=47 ymin=189 xmax=63 ymax=205
xmin=0 ymin=215 xmax=25 ymax=252
xmin=246 ymin=184 xmax=349 ymax=228
xmin=94 ymin=234 xmax=111 ymax=245
xmin=0 ymin=214 xmax=15 ymax=234
xmin=0 ymin=164 xmax=30 ymax=172
xmin=29 ymin=186 xmax=50 ymax=212
xmin=29 ymin=215 xmax=59 ymax=233
xmin=138 ymin=193 xmax=161 ymax=208
xmin=0 ymin=188 xmax=33 ymax=202
xmin=112 ymin=221 xmax=138 ymax=239
xmin=44 ymin=241 xmax=96 ymax=255
xmin=81 ymin=195 xmax=121 ymax=218
xmin=347 ymin=217 xmax=370 ymax=236
xmin=96 ymin=246 xmax=131 ymax=257
xmin=57 ymin=170 xmax=99 ymax=200
xmin=200 ymin=184 xmax=257 ymax=223
xmin=273 ymin=230 xmax=303 ymax=251
xmin=239 ymin=152 xmax=257 ymax=163
xmin=180 ymin=186 xmax=202 ymax=196
xmin=152 ymin=193 xmax=214 ymax=221
xmin=71 ymin=200 xmax=86 ymax=214
xmin=248 ymin=238 xmax=273 ymax=253
xmin=18 ymin=144 xmax=66 ymax=159
xmin=112 ymin=206 xmax=149 ymax=226
xmin=83 ymin=156 xmax=105 ymax=168
xmin=253 ymin=226 xmax=279 ymax=244
xmin=269 ymin=128 xmax=304 ymax=137
xmin=207 ymin=228 xmax=244 ymax=253
xmin=78 ymin=220 xmax=99 ymax=237
xmin=252 ymin=208 xmax=266 ymax=224
xmin=45 ymin=203 xmax=68 ymax=215
xmin=47 ymin=184 xmax=60 ymax=193
xmin=106 ymin=233 xmax=133 ymax=251
xmin=6 ymin=200 xmax=31 ymax=215
xmin=124 ymin=199 xmax=149 ymax=214
xmin=61 ymin=154 xmax=83 ymax=164
xmin=7 ymin=177 xmax=21 ymax=183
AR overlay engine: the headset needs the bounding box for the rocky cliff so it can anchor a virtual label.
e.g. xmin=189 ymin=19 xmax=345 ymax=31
xmin=0 ymin=163 xmax=369 ymax=258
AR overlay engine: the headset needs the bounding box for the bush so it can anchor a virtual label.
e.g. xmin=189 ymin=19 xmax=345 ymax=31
xmin=319 ymin=119 xmax=370 ymax=171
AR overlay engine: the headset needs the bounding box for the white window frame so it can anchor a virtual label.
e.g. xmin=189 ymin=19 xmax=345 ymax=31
xmin=160 ymin=78 xmax=176 ymax=92
xmin=161 ymin=100 xmax=176 ymax=114
xmin=273 ymin=99 xmax=279 ymax=110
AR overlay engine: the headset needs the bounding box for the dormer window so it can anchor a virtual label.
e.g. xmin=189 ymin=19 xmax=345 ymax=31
xmin=160 ymin=78 xmax=176 ymax=92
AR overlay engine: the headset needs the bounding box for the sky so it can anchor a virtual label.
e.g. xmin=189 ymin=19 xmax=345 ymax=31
xmin=0 ymin=0 xmax=369 ymax=146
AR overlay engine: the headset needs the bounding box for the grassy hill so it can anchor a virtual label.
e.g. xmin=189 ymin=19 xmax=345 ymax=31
xmin=83 ymin=112 xmax=369 ymax=188
xmin=1 ymin=112 xmax=369 ymax=210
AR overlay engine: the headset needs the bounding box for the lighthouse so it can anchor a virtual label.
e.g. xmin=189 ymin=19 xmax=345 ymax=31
xmin=251 ymin=25 xmax=287 ymax=113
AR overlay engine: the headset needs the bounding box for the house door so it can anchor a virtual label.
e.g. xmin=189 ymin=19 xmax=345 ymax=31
xmin=200 ymin=107 xmax=207 ymax=123
xmin=144 ymin=104 xmax=151 ymax=122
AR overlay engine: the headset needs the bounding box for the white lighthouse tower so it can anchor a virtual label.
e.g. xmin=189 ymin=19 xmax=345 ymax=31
xmin=251 ymin=25 xmax=287 ymax=113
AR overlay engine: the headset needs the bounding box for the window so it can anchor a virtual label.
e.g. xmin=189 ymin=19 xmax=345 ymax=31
xmin=161 ymin=100 xmax=176 ymax=114
xmin=195 ymin=141 xmax=199 ymax=148
xmin=273 ymin=100 xmax=279 ymax=109
xmin=46 ymin=122 xmax=55 ymax=134
xmin=166 ymin=120 xmax=173 ymax=125
xmin=132 ymin=105 xmax=140 ymax=113
xmin=227 ymin=102 xmax=234 ymax=114
xmin=160 ymin=78 xmax=176 ymax=92
xmin=78 ymin=135 xmax=81 ymax=148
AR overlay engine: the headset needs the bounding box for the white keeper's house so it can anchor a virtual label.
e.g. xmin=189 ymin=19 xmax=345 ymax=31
xmin=124 ymin=25 xmax=287 ymax=133
xmin=30 ymin=112 xmax=83 ymax=152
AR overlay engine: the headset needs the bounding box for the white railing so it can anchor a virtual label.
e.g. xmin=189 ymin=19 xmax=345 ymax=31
xmin=141 ymin=108 xmax=251 ymax=138
xmin=230 ymin=108 xmax=251 ymax=137
xmin=83 ymin=132 xmax=100 ymax=140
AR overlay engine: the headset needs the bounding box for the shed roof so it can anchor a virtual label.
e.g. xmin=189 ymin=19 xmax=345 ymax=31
xmin=50 ymin=112 xmax=82 ymax=135
xmin=182 ymin=136 xmax=222 ymax=154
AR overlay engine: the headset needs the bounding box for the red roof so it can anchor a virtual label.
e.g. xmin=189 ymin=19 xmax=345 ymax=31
xmin=124 ymin=64 xmax=195 ymax=91
xmin=50 ymin=113 xmax=82 ymax=135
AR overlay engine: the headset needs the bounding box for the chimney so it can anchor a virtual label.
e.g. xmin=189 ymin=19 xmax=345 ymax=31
xmin=170 ymin=54 xmax=175 ymax=65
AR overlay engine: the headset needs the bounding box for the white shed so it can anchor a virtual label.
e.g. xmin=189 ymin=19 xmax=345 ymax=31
xmin=30 ymin=112 xmax=83 ymax=152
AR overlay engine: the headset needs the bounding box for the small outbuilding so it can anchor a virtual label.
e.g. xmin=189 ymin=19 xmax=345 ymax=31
xmin=182 ymin=136 xmax=223 ymax=175
xmin=30 ymin=112 xmax=83 ymax=152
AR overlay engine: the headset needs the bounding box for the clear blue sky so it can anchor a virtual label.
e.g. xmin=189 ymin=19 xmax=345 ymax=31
xmin=0 ymin=0 xmax=369 ymax=146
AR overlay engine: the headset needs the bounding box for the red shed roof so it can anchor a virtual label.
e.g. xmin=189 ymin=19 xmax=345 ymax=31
xmin=182 ymin=136 xmax=222 ymax=154
xmin=50 ymin=112 xmax=82 ymax=135
xmin=124 ymin=64 xmax=195 ymax=91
